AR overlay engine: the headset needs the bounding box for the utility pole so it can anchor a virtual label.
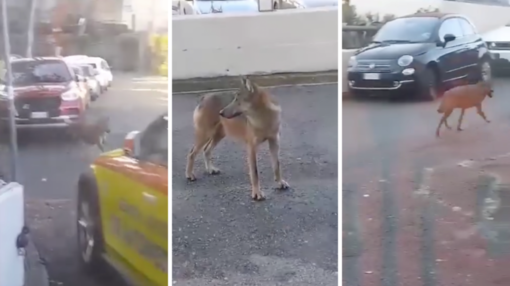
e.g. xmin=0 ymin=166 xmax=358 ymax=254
xmin=1 ymin=0 xmax=20 ymax=181
xmin=26 ymin=0 xmax=37 ymax=57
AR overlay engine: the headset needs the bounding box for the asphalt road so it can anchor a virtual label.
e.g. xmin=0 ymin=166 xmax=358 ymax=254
xmin=4 ymin=75 xmax=168 ymax=286
xmin=343 ymin=78 xmax=510 ymax=286
xmin=172 ymin=84 xmax=338 ymax=285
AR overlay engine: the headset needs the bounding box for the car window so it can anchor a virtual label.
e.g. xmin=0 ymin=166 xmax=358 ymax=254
xmin=438 ymin=18 xmax=464 ymax=40
xmin=458 ymin=18 xmax=476 ymax=36
xmin=101 ymin=60 xmax=109 ymax=70
xmin=79 ymin=66 xmax=91 ymax=77
xmin=8 ymin=60 xmax=73 ymax=86
xmin=138 ymin=114 xmax=168 ymax=166
xmin=373 ymin=17 xmax=438 ymax=43
xmin=72 ymin=66 xmax=83 ymax=76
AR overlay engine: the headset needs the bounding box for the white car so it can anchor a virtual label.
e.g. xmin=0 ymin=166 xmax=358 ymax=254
xmin=483 ymin=24 xmax=510 ymax=73
xmin=64 ymin=56 xmax=113 ymax=92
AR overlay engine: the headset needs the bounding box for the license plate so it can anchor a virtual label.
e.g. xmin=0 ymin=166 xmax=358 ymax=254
xmin=30 ymin=112 xmax=48 ymax=119
xmin=363 ymin=73 xmax=380 ymax=80
xmin=492 ymin=53 xmax=500 ymax=59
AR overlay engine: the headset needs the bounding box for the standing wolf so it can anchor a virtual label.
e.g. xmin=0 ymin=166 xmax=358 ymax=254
xmin=186 ymin=76 xmax=289 ymax=201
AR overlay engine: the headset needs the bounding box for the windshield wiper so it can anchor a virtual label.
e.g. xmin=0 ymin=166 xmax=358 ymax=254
xmin=380 ymin=40 xmax=419 ymax=44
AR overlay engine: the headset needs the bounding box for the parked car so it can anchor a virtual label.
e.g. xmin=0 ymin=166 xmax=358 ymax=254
xmin=173 ymin=0 xmax=201 ymax=14
xmin=76 ymin=64 xmax=101 ymax=100
xmin=347 ymin=13 xmax=492 ymax=100
xmin=187 ymin=0 xmax=306 ymax=13
xmin=76 ymin=112 xmax=167 ymax=286
xmin=483 ymin=24 xmax=510 ymax=73
xmin=64 ymin=56 xmax=112 ymax=92
xmin=0 ymin=57 xmax=88 ymax=130
xmin=69 ymin=65 xmax=92 ymax=107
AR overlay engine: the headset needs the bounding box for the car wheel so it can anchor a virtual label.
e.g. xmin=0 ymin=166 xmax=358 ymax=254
xmin=76 ymin=173 xmax=105 ymax=273
xmin=418 ymin=67 xmax=439 ymax=101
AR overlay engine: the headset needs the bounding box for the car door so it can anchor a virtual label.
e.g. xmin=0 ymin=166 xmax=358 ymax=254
xmin=457 ymin=17 xmax=484 ymax=79
xmin=99 ymin=114 xmax=168 ymax=286
xmin=437 ymin=18 xmax=466 ymax=83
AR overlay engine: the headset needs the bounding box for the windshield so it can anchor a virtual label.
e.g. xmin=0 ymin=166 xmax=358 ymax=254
xmin=79 ymin=66 xmax=92 ymax=77
xmin=373 ymin=17 xmax=439 ymax=43
xmin=9 ymin=60 xmax=72 ymax=86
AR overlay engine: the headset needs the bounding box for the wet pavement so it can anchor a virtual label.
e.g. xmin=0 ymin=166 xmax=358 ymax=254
xmin=1 ymin=75 xmax=168 ymax=286
xmin=343 ymin=78 xmax=510 ymax=286
xmin=172 ymin=84 xmax=339 ymax=285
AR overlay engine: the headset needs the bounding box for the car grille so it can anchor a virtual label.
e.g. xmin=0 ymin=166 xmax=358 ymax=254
xmin=489 ymin=42 xmax=510 ymax=50
xmin=353 ymin=80 xmax=398 ymax=89
xmin=15 ymin=97 xmax=61 ymax=118
xmin=355 ymin=60 xmax=394 ymax=72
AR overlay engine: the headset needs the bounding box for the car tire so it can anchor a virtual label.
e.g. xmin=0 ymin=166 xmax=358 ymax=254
xmin=76 ymin=173 xmax=106 ymax=275
xmin=418 ymin=67 xmax=439 ymax=101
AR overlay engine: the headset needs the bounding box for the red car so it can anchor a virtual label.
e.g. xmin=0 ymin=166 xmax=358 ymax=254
xmin=0 ymin=57 xmax=89 ymax=130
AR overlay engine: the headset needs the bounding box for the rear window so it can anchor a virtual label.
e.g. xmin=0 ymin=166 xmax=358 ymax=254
xmin=9 ymin=60 xmax=72 ymax=86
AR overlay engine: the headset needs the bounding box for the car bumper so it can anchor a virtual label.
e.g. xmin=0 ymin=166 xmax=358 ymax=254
xmin=489 ymin=50 xmax=510 ymax=71
xmin=347 ymin=69 xmax=419 ymax=96
xmin=1 ymin=115 xmax=80 ymax=129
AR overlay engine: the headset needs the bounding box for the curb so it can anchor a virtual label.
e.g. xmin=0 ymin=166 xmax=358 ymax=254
xmin=172 ymin=71 xmax=338 ymax=93
xmin=24 ymin=236 xmax=49 ymax=286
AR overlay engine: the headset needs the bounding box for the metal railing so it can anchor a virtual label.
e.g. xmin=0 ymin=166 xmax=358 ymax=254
xmin=342 ymin=25 xmax=380 ymax=49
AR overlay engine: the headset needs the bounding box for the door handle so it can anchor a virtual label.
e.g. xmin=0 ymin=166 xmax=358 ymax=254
xmin=142 ymin=192 xmax=157 ymax=204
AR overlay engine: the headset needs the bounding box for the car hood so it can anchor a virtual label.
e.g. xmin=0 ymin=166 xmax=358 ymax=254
xmin=193 ymin=0 xmax=258 ymax=13
xmin=12 ymin=83 xmax=69 ymax=97
xmin=355 ymin=42 xmax=432 ymax=60
xmin=483 ymin=26 xmax=510 ymax=41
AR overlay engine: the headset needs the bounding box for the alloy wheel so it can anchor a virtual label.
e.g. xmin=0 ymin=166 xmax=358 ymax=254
xmin=77 ymin=201 xmax=95 ymax=262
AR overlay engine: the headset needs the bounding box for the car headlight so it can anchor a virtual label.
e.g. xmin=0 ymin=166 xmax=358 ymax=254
xmin=61 ymin=90 xmax=79 ymax=101
xmin=348 ymin=56 xmax=357 ymax=68
xmin=397 ymin=55 xmax=413 ymax=67
xmin=486 ymin=41 xmax=496 ymax=49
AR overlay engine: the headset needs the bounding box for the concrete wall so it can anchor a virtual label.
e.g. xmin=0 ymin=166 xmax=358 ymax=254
xmin=172 ymin=7 xmax=338 ymax=80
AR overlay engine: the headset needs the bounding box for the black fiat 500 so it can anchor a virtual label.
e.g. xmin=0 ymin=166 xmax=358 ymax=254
xmin=347 ymin=13 xmax=492 ymax=100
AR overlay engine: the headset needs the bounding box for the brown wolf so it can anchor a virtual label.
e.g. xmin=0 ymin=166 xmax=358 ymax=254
xmin=185 ymin=76 xmax=289 ymax=201
xmin=64 ymin=115 xmax=111 ymax=151
xmin=436 ymin=81 xmax=493 ymax=137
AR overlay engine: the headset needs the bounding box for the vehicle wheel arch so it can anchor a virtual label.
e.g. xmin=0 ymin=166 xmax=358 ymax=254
xmin=426 ymin=61 xmax=441 ymax=83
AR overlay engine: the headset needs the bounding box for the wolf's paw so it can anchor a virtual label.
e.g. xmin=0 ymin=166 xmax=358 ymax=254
xmin=207 ymin=167 xmax=221 ymax=175
xmin=251 ymin=190 xmax=266 ymax=201
xmin=276 ymin=180 xmax=290 ymax=190
xmin=186 ymin=174 xmax=197 ymax=182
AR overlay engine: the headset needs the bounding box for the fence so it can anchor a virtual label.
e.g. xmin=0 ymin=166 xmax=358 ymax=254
xmin=342 ymin=25 xmax=380 ymax=49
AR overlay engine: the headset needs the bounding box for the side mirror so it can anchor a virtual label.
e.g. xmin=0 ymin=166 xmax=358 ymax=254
xmin=123 ymin=130 xmax=140 ymax=156
xmin=443 ymin=34 xmax=456 ymax=46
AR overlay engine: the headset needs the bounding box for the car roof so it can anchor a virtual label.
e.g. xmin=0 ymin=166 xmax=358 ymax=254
xmin=400 ymin=12 xmax=462 ymax=20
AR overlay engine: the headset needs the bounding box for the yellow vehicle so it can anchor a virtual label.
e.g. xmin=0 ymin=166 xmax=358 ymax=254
xmin=76 ymin=112 xmax=168 ymax=286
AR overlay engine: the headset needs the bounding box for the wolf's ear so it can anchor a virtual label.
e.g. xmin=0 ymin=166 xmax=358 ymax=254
xmin=240 ymin=76 xmax=255 ymax=93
